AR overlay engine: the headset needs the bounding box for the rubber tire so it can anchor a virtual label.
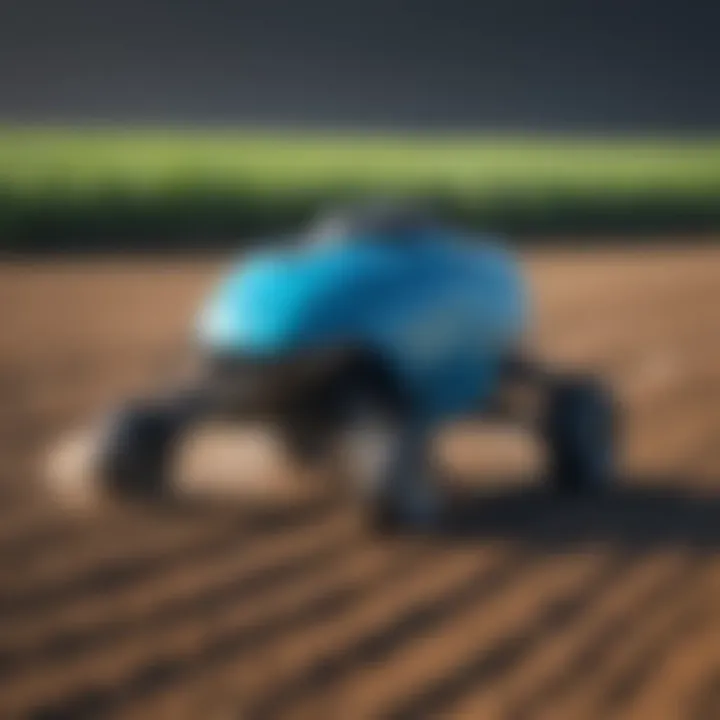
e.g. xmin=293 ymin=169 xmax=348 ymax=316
xmin=336 ymin=378 xmax=437 ymax=533
xmin=96 ymin=401 xmax=185 ymax=500
xmin=544 ymin=376 xmax=616 ymax=495
xmin=310 ymin=353 xmax=404 ymax=531
xmin=366 ymin=425 xmax=434 ymax=535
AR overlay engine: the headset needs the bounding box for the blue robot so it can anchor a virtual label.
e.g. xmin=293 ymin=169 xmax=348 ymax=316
xmin=95 ymin=204 xmax=616 ymax=530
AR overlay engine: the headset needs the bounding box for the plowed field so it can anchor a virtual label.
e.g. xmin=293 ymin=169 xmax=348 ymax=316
xmin=1 ymin=246 xmax=719 ymax=719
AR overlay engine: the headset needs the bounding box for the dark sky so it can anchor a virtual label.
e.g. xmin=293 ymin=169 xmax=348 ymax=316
xmin=1 ymin=0 xmax=719 ymax=131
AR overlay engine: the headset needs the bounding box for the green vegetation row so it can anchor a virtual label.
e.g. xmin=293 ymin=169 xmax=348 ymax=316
xmin=2 ymin=127 xmax=720 ymax=251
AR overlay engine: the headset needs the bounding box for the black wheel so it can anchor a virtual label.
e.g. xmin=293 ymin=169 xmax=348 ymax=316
xmin=339 ymin=392 xmax=407 ymax=533
xmin=544 ymin=375 xmax=617 ymax=495
xmin=96 ymin=400 xmax=189 ymax=500
xmin=329 ymin=352 xmax=440 ymax=532
xmin=360 ymin=422 xmax=438 ymax=535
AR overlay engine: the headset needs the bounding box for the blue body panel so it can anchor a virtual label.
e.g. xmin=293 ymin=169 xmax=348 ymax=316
xmin=197 ymin=231 xmax=529 ymax=422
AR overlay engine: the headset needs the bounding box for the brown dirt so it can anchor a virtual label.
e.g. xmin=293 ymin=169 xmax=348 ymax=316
xmin=1 ymin=246 xmax=720 ymax=720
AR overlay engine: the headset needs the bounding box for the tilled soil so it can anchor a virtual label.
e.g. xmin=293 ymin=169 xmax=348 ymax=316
xmin=1 ymin=247 xmax=720 ymax=720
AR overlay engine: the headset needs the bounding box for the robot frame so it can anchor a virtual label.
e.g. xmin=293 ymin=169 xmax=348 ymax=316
xmin=90 ymin=202 xmax=617 ymax=530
